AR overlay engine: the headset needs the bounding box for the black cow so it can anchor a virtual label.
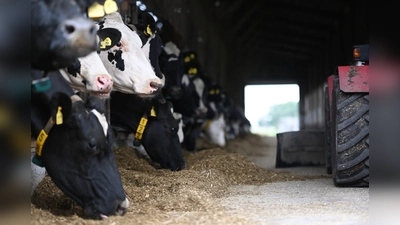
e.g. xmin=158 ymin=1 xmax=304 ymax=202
xmin=110 ymin=91 xmax=186 ymax=171
xmin=31 ymin=70 xmax=128 ymax=219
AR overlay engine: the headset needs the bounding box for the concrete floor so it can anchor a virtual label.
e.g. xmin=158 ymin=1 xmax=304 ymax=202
xmin=221 ymin=137 xmax=369 ymax=225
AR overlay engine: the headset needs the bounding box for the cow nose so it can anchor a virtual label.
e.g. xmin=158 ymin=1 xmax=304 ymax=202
xmin=96 ymin=75 xmax=113 ymax=92
xmin=149 ymin=81 xmax=163 ymax=92
xmin=64 ymin=19 xmax=97 ymax=47
xmin=116 ymin=198 xmax=129 ymax=216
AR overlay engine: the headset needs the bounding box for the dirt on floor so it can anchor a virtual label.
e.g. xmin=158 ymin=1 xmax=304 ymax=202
xmin=31 ymin=133 xmax=327 ymax=225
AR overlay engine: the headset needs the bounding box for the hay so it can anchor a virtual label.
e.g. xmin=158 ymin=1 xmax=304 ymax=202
xmin=31 ymin=133 xmax=323 ymax=224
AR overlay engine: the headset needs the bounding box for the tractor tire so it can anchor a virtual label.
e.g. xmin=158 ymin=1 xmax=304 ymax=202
xmin=324 ymin=86 xmax=332 ymax=174
xmin=331 ymin=76 xmax=369 ymax=187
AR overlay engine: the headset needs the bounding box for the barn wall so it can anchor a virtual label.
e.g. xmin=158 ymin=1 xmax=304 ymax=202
xmin=136 ymin=0 xmax=236 ymax=105
xmin=299 ymin=1 xmax=368 ymax=129
xmin=130 ymin=0 xmax=368 ymax=124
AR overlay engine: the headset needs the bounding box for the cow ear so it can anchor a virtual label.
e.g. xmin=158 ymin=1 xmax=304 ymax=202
xmin=85 ymin=96 xmax=106 ymax=115
xmin=97 ymin=28 xmax=122 ymax=51
xmin=66 ymin=59 xmax=81 ymax=78
xmin=50 ymin=93 xmax=72 ymax=125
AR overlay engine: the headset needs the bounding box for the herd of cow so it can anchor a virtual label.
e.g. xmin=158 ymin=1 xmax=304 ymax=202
xmin=31 ymin=0 xmax=250 ymax=220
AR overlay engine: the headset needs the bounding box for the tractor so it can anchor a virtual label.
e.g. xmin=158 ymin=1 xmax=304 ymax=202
xmin=324 ymin=44 xmax=369 ymax=187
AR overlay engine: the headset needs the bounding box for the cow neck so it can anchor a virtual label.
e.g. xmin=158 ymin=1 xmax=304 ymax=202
xmin=133 ymin=105 xmax=157 ymax=147
xmin=32 ymin=94 xmax=83 ymax=167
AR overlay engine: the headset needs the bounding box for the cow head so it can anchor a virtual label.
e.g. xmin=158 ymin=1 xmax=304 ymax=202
xmin=31 ymin=0 xmax=97 ymax=71
xmin=31 ymin=70 xmax=128 ymax=220
xmin=141 ymin=101 xmax=186 ymax=171
xmin=159 ymin=46 xmax=184 ymax=101
xmin=41 ymin=95 xmax=128 ymax=219
xmin=180 ymin=74 xmax=208 ymax=119
xmin=96 ymin=12 xmax=163 ymax=97
xmin=60 ymin=51 xmax=114 ymax=98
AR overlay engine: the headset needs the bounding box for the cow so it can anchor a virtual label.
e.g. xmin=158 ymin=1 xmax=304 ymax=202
xmin=200 ymin=82 xmax=227 ymax=147
xmin=222 ymin=93 xmax=252 ymax=140
xmin=96 ymin=12 xmax=163 ymax=97
xmin=110 ymin=91 xmax=186 ymax=171
xmin=175 ymin=73 xmax=209 ymax=151
xmin=60 ymin=51 xmax=114 ymax=98
xmin=158 ymin=45 xmax=209 ymax=151
xmin=159 ymin=42 xmax=184 ymax=101
xmin=31 ymin=0 xmax=98 ymax=71
xmin=31 ymin=69 xmax=128 ymax=219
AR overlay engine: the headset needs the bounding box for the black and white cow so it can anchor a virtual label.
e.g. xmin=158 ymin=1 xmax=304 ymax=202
xmin=222 ymin=93 xmax=251 ymax=140
xmin=200 ymin=81 xmax=227 ymax=147
xmin=96 ymin=12 xmax=163 ymax=96
xmin=110 ymin=91 xmax=186 ymax=171
xmin=159 ymin=41 xmax=184 ymax=101
xmin=31 ymin=70 xmax=128 ymax=219
xmin=60 ymin=51 xmax=114 ymax=98
xmin=175 ymin=70 xmax=209 ymax=151
xmin=157 ymin=44 xmax=209 ymax=151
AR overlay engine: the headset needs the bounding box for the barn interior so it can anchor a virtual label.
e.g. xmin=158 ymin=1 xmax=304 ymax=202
xmin=28 ymin=1 xmax=372 ymax=223
xmin=119 ymin=0 xmax=368 ymax=130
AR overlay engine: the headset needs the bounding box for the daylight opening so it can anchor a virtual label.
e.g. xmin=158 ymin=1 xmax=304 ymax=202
xmin=244 ymin=84 xmax=300 ymax=137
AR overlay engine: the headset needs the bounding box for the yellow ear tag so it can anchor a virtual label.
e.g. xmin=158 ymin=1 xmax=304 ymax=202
xmin=188 ymin=68 xmax=197 ymax=75
xmin=104 ymin=0 xmax=118 ymax=14
xmin=216 ymin=89 xmax=220 ymax=94
xmin=150 ymin=106 xmax=157 ymax=117
xmin=190 ymin=54 xmax=195 ymax=59
xmin=209 ymin=89 xmax=215 ymax=95
xmin=56 ymin=106 xmax=63 ymax=125
xmin=36 ymin=129 xmax=48 ymax=156
xmin=88 ymin=2 xmax=105 ymax=19
xmin=100 ymin=37 xmax=112 ymax=49
xmin=145 ymin=24 xmax=153 ymax=36
xmin=184 ymin=56 xmax=190 ymax=63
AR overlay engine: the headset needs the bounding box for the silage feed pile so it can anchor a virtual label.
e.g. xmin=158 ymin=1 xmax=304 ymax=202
xmin=31 ymin=133 xmax=322 ymax=225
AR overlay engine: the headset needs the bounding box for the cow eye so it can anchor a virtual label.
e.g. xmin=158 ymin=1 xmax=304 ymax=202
xmin=171 ymin=127 xmax=176 ymax=133
xmin=116 ymin=42 xmax=122 ymax=47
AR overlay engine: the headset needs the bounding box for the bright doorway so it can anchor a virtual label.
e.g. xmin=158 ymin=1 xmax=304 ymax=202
xmin=244 ymin=84 xmax=300 ymax=136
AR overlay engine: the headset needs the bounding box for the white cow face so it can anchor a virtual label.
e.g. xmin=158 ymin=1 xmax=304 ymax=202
xmin=203 ymin=114 xmax=226 ymax=147
xmin=60 ymin=51 xmax=113 ymax=98
xmin=96 ymin=12 xmax=162 ymax=97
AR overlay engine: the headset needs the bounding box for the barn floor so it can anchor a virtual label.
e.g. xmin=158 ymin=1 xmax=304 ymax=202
xmin=30 ymin=133 xmax=368 ymax=225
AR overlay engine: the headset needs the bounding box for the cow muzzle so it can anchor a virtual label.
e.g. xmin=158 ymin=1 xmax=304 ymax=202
xmin=64 ymin=18 xmax=97 ymax=54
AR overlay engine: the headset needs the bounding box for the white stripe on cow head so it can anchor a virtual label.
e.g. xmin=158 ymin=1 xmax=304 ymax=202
xmin=91 ymin=109 xmax=108 ymax=137
xmin=192 ymin=77 xmax=207 ymax=114
xmin=172 ymin=112 xmax=184 ymax=143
